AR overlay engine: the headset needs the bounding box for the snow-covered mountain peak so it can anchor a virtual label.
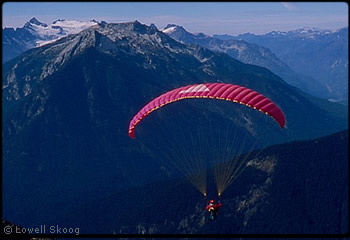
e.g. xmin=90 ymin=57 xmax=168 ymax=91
xmin=262 ymin=26 xmax=337 ymax=40
xmin=161 ymin=24 xmax=210 ymax=40
xmin=288 ymin=27 xmax=333 ymax=37
xmin=20 ymin=17 xmax=99 ymax=47
xmin=28 ymin=17 xmax=48 ymax=27
xmin=161 ymin=24 xmax=186 ymax=34
xmin=163 ymin=24 xmax=180 ymax=29
xmin=52 ymin=19 xmax=66 ymax=24
xmin=270 ymin=30 xmax=287 ymax=35
xmin=50 ymin=19 xmax=98 ymax=34
xmin=162 ymin=26 xmax=177 ymax=34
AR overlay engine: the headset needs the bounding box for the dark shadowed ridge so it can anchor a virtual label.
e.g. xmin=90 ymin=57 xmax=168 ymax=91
xmin=43 ymin=130 xmax=348 ymax=234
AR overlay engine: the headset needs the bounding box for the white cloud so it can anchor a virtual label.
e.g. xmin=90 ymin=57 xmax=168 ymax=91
xmin=281 ymin=2 xmax=298 ymax=11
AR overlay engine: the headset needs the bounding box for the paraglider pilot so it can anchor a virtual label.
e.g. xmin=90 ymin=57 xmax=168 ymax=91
xmin=206 ymin=199 xmax=222 ymax=220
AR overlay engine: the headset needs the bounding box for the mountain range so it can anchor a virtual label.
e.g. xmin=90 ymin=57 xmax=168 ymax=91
xmin=2 ymin=20 xmax=348 ymax=234
xmin=3 ymin=18 xmax=347 ymax=103
xmin=215 ymin=27 xmax=349 ymax=102
xmin=2 ymin=17 xmax=98 ymax=63
xmin=162 ymin=24 xmax=328 ymax=100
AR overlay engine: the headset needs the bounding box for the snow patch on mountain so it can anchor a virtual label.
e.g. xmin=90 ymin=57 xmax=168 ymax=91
xmin=51 ymin=19 xmax=98 ymax=35
xmin=23 ymin=17 xmax=98 ymax=47
xmin=263 ymin=26 xmax=340 ymax=40
xmin=162 ymin=26 xmax=177 ymax=34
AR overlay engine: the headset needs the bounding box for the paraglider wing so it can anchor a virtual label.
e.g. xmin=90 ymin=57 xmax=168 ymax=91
xmin=128 ymin=83 xmax=285 ymax=138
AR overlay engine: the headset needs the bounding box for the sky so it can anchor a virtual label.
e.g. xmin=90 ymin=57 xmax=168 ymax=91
xmin=2 ymin=2 xmax=348 ymax=35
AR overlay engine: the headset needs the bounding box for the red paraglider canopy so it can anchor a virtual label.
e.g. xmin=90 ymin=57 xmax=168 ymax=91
xmin=128 ymin=83 xmax=285 ymax=138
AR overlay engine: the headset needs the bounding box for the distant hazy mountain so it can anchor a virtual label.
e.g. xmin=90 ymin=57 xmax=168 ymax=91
xmin=162 ymin=24 xmax=330 ymax=100
xmin=2 ymin=17 xmax=98 ymax=63
xmin=3 ymin=21 xmax=347 ymax=231
xmin=215 ymin=27 xmax=349 ymax=102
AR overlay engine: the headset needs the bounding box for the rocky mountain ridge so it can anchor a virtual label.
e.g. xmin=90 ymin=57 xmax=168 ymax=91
xmin=162 ymin=24 xmax=333 ymax=100
xmin=2 ymin=17 xmax=98 ymax=62
xmin=215 ymin=27 xmax=348 ymax=102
